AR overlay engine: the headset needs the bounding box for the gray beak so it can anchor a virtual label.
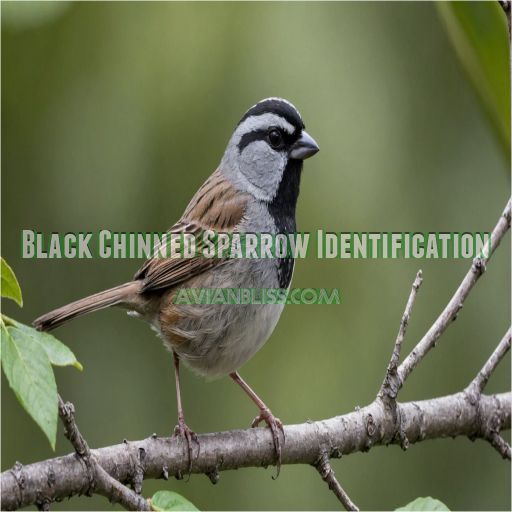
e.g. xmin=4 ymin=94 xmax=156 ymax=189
xmin=289 ymin=130 xmax=320 ymax=160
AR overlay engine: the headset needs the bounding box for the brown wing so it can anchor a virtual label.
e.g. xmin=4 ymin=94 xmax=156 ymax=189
xmin=135 ymin=169 xmax=249 ymax=293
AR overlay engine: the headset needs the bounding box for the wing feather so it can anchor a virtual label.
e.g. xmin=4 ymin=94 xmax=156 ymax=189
xmin=135 ymin=169 xmax=248 ymax=293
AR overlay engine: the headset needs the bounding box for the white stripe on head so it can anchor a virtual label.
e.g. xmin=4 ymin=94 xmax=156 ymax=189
xmin=235 ymin=113 xmax=295 ymax=138
xmin=219 ymin=99 xmax=303 ymax=202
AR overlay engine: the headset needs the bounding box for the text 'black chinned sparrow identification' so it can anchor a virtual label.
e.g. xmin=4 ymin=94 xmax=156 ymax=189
xmin=34 ymin=98 xmax=320 ymax=475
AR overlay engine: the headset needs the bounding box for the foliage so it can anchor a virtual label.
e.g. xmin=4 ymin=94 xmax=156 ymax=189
xmin=1 ymin=258 xmax=197 ymax=507
xmin=1 ymin=258 xmax=23 ymax=307
xmin=396 ymin=497 xmax=450 ymax=511
xmin=0 ymin=258 xmax=82 ymax=448
xmin=151 ymin=491 xmax=199 ymax=511
xmin=437 ymin=2 xmax=510 ymax=157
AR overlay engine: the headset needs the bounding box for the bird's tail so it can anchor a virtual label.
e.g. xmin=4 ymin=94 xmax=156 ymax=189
xmin=33 ymin=281 xmax=141 ymax=332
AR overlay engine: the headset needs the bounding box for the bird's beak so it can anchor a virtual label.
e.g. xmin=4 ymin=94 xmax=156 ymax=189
xmin=289 ymin=130 xmax=320 ymax=160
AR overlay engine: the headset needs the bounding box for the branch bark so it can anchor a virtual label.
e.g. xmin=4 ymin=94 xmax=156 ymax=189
xmin=470 ymin=328 xmax=511 ymax=394
xmin=465 ymin=328 xmax=512 ymax=461
xmin=2 ymin=392 xmax=510 ymax=510
xmin=379 ymin=270 xmax=423 ymax=404
xmin=2 ymin=198 xmax=510 ymax=510
xmin=313 ymin=452 xmax=359 ymax=511
xmin=57 ymin=397 xmax=151 ymax=511
xmin=397 ymin=199 xmax=511 ymax=386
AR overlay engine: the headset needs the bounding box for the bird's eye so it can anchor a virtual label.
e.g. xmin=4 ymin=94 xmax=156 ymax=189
xmin=268 ymin=129 xmax=283 ymax=149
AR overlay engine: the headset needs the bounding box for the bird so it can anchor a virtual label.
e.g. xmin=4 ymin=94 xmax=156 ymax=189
xmin=34 ymin=97 xmax=319 ymax=475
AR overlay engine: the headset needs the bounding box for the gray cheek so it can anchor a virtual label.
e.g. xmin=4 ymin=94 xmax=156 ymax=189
xmin=239 ymin=141 xmax=286 ymax=199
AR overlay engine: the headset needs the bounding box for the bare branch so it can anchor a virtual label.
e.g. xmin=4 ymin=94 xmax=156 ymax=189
xmin=2 ymin=202 xmax=509 ymax=511
xmin=58 ymin=397 xmax=150 ymax=511
xmin=473 ymin=328 xmax=511 ymax=393
xmin=471 ymin=328 xmax=511 ymax=394
xmin=94 ymin=465 xmax=150 ymax=511
xmin=57 ymin=397 xmax=94 ymax=495
xmin=314 ymin=451 xmax=358 ymax=511
xmin=2 ymin=391 xmax=509 ymax=510
xmin=398 ymin=199 xmax=511 ymax=385
xmin=463 ymin=329 xmax=512 ymax=461
xmin=487 ymin=432 xmax=511 ymax=460
xmin=379 ymin=270 xmax=423 ymax=402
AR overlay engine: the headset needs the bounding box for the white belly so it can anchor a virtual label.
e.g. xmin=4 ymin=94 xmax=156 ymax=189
xmin=157 ymin=259 xmax=287 ymax=378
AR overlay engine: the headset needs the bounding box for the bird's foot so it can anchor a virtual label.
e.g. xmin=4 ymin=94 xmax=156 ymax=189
xmin=173 ymin=419 xmax=198 ymax=478
xmin=251 ymin=407 xmax=284 ymax=478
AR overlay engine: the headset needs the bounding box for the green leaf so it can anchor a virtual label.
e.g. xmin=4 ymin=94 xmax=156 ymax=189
xmin=151 ymin=491 xmax=199 ymax=511
xmin=437 ymin=2 xmax=510 ymax=158
xmin=396 ymin=497 xmax=450 ymax=511
xmin=13 ymin=323 xmax=83 ymax=371
xmin=1 ymin=258 xmax=23 ymax=306
xmin=1 ymin=313 xmax=17 ymax=328
xmin=1 ymin=323 xmax=58 ymax=449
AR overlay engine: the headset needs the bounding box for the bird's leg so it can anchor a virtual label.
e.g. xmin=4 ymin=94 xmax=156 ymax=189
xmin=172 ymin=351 xmax=197 ymax=477
xmin=229 ymin=371 xmax=284 ymax=477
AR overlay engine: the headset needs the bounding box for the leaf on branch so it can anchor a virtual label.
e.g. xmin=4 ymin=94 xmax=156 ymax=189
xmin=13 ymin=322 xmax=83 ymax=371
xmin=150 ymin=491 xmax=199 ymax=511
xmin=0 ymin=257 xmax=81 ymax=449
xmin=396 ymin=497 xmax=450 ymax=511
xmin=1 ymin=322 xmax=58 ymax=449
xmin=437 ymin=2 xmax=510 ymax=158
xmin=1 ymin=258 xmax=23 ymax=307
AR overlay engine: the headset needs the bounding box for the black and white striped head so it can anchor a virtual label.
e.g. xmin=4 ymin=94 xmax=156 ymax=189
xmin=220 ymin=98 xmax=319 ymax=202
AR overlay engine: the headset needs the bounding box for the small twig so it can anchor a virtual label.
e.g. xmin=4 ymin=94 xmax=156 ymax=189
xmin=487 ymin=431 xmax=512 ymax=460
xmin=398 ymin=199 xmax=511 ymax=386
xmin=57 ymin=397 xmax=95 ymax=495
xmin=378 ymin=270 xmax=423 ymax=402
xmin=471 ymin=328 xmax=511 ymax=394
xmin=314 ymin=452 xmax=359 ymax=511
xmin=94 ymin=465 xmax=150 ymax=509
xmin=58 ymin=396 xmax=150 ymax=511
xmin=58 ymin=397 xmax=90 ymax=456
xmin=464 ymin=330 xmax=512 ymax=461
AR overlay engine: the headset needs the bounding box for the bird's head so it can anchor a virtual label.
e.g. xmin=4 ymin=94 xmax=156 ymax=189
xmin=221 ymin=98 xmax=319 ymax=202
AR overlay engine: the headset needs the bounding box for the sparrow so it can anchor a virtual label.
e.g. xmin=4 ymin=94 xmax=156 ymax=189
xmin=34 ymin=97 xmax=320 ymax=475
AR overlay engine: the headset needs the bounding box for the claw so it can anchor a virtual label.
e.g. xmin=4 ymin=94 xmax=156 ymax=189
xmin=173 ymin=419 xmax=198 ymax=478
xmin=251 ymin=407 xmax=285 ymax=478
xmin=229 ymin=372 xmax=285 ymax=478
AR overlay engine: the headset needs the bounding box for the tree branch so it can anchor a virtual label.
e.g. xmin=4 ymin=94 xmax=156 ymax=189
xmin=2 ymin=199 xmax=510 ymax=511
xmin=379 ymin=270 xmax=423 ymax=404
xmin=57 ymin=396 xmax=150 ymax=511
xmin=2 ymin=391 xmax=510 ymax=510
xmin=470 ymin=328 xmax=511 ymax=394
xmin=486 ymin=431 xmax=511 ymax=460
xmin=397 ymin=199 xmax=511 ymax=386
xmin=313 ymin=452 xmax=359 ymax=511
xmin=464 ymin=328 xmax=512 ymax=461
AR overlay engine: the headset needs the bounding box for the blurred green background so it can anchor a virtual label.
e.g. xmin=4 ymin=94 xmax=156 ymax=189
xmin=2 ymin=2 xmax=510 ymax=510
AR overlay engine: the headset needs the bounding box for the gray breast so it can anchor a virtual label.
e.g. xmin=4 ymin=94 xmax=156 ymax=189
xmin=159 ymin=200 xmax=287 ymax=378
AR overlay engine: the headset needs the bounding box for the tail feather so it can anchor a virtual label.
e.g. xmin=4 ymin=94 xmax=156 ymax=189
xmin=33 ymin=281 xmax=141 ymax=332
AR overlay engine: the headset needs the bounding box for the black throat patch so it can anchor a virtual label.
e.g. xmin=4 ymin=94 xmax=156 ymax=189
xmin=268 ymin=158 xmax=303 ymax=288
